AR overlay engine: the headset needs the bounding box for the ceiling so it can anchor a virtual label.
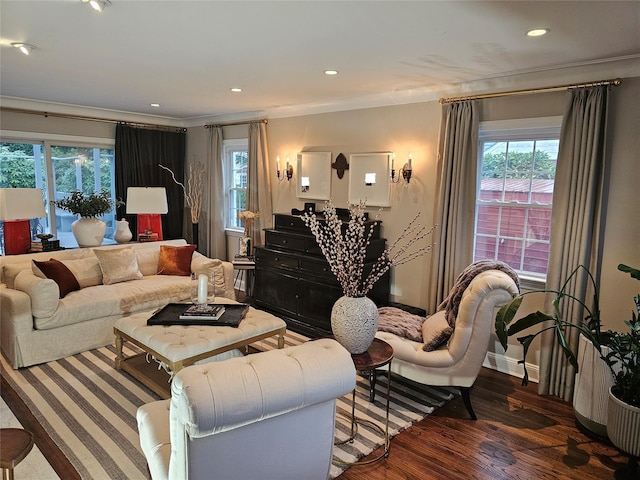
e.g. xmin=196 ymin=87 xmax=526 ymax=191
xmin=1 ymin=1 xmax=639 ymax=124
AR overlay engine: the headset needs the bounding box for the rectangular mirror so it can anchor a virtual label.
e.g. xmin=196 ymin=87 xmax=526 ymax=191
xmin=296 ymin=152 xmax=332 ymax=200
xmin=348 ymin=152 xmax=392 ymax=207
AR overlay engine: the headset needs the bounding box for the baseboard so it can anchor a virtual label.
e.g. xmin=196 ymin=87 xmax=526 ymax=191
xmin=483 ymin=352 xmax=540 ymax=384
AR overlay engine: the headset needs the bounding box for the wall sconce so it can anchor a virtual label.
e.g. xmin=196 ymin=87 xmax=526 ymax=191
xmin=126 ymin=187 xmax=168 ymax=241
xmin=301 ymin=176 xmax=310 ymax=192
xmin=391 ymin=152 xmax=413 ymax=184
xmin=11 ymin=43 xmax=35 ymax=56
xmin=276 ymin=156 xmax=293 ymax=182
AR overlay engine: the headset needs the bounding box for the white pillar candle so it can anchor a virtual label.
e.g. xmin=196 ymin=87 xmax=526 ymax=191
xmin=198 ymin=274 xmax=208 ymax=304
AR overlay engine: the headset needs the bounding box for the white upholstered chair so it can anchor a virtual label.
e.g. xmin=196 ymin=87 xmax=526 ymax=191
xmin=376 ymin=269 xmax=519 ymax=419
xmin=136 ymin=338 xmax=356 ymax=480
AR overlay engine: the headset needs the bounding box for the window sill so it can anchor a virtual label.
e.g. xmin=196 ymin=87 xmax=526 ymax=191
xmin=518 ymin=274 xmax=546 ymax=293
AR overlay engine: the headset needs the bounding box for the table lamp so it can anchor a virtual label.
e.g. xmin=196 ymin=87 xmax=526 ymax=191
xmin=125 ymin=187 xmax=168 ymax=241
xmin=0 ymin=188 xmax=47 ymax=255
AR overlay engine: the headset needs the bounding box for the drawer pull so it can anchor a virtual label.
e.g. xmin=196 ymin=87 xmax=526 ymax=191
xmin=282 ymin=239 xmax=287 ymax=244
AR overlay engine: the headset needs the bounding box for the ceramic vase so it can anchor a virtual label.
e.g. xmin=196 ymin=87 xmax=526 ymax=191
xmin=331 ymin=295 xmax=379 ymax=354
xmin=114 ymin=218 xmax=133 ymax=243
xmin=71 ymin=217 xmax=106 ymax=247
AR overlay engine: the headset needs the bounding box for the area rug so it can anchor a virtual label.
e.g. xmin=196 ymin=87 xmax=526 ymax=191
xmin=1 ymin=330 xmax=454 ymax=479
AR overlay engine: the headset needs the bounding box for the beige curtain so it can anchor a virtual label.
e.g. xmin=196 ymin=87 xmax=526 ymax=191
xmin=205 ymin=126 xmax=226 ymax=259
xmin=427 ymin=100 xmax=478 ymax=314
xmin=247 ymin=122 xmax=273 ymax=247
xmin=539 ymin=86 xmax=610 ymax=401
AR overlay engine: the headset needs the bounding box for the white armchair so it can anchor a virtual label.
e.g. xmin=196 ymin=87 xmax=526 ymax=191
xmin=137 ymin=338 xmax=356 ymax=480
xmin=376 ymin=269 xmax=519 ymax=419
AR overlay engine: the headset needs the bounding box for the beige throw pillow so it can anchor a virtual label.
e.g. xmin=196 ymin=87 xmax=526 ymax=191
xmin=93 ymin=247 xmax=143 ymax=285
xmin=191 ymin=254 xmax=226 ymax=296
xmin=32 ymin=257 xmax=103 ymax=288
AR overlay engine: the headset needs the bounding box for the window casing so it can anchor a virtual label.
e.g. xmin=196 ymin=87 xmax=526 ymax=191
xmin=223 ymin=139 xmax=248 ymax=230
xmin=474 ymin=117 xmax=561 ymax=282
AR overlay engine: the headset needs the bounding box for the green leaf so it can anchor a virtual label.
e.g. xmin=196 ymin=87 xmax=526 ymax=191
xmin=618 ymin=263 xmax=640 ymax=280
xmin=495 ymin=296 xmax=523 ymax=350
xmin=506 ymin=311 xmax=555 ymax=336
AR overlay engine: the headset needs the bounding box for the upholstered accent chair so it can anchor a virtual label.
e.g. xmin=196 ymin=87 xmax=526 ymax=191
xmin=376 ymin=269 xmax=519 ymax=419
xmin=137 ymin=338 xmax=356 ymax=480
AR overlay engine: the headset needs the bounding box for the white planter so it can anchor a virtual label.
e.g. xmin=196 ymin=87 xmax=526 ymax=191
xmin=331 ymin=295 xmax=379 ymax=354
xmin=71 ymin=217 xmax=107 ymax=247
xmin=573 ymin=333 xmax=614 ymax=437
xmin=607 ymin=388 xmax=640 ymax=457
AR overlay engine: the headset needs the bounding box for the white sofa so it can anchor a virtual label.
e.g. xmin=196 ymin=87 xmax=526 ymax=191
xmin=0 ymin=239 xmax=236 ymax=369
xmin=137 ymin=338 xmax=356 ymax=480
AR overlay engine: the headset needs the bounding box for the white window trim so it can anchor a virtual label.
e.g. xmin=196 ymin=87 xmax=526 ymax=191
xmin=223 ymin=138 xmax=248 ymax=232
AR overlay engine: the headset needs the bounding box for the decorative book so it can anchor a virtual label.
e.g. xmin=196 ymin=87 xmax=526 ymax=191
xmin=179 ymin=304 xmax=225 ymax=320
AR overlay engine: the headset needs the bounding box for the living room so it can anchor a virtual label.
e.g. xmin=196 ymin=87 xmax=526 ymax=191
xmin=1 ymin=1 xmax=639 ymax=479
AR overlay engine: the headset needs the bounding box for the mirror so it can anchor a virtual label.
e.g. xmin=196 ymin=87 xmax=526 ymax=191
xmin=296 ymin=152 xmax=332 ymax=200
xmin=348 ymin=152 xmax=392 ymax=206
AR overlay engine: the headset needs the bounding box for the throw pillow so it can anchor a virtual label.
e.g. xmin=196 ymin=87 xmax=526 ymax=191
xmin=93 ymin=247 xmax=143 ymax=285
xmin=157 ymin=244 xmax=197 ymax=276
xmin=376 ymin=306 xmax=424 ymax=342
xmin=422 ymin=311 xmax=454 ymax=352
xmin=192 ymin=254 xmax=227 ymax=296
xmin=32 ymin=258 xmax=81 ymax=298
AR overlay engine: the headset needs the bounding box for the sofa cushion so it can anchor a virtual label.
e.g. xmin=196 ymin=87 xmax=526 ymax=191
xmin=94 ymin=247 xmax=143 ymax=285
xmin=2 ymin=264 xmax=26 ymax=289
xmin=32 ymin=257 xmax=102 ymax=289
xmin=157 ymin=245 xmax=197 ymax=276
xmin=32 ymin=259 xmax=81 ymax=298
xmin=422 ymin=310 xmax=453 ymax=352
xmin=14 ymin=270 xmax=60 ymax=318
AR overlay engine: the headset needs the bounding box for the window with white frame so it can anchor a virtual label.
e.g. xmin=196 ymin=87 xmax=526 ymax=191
xmin=474 ymin=117 xmax=561 ymax=282
xmin=0 ymin=137 xmax=116 ymax=251
xmin=223 ymin=139 xmax=248 ymax=230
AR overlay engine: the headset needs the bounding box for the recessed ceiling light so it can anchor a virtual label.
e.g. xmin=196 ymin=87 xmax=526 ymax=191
xmin=11 ymin=42 xmax=35 ymax=55
xmin=230 ymin=88 xmax=242 ymax=93
xmin=82 ymin=0 xmax=111 ymax=13
xmin=527 ymin=28 xmax=549 ymax=37
xmin=324 ymin=70 xmax=339 ymax=76
xmin=150 ymin=103 xmax=160 ymax=108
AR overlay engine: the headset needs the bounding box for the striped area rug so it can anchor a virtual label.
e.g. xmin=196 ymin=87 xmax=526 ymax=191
xmin=1 ymin=330 xmax=454 ymax=479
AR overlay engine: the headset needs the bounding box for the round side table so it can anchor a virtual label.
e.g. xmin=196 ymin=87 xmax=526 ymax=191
xmin=334 ymin=338 xmax=394 ymax=466
xmin=0 ymin=428 xmax=34 ymax=480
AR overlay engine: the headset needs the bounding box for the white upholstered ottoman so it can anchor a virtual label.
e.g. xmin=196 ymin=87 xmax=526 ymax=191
xmin=114 ymin=302 xmax=286 ymax=398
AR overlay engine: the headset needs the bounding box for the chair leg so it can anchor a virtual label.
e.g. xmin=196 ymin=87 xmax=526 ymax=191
xmin=460 ymin=387 xmax=477 ymax=420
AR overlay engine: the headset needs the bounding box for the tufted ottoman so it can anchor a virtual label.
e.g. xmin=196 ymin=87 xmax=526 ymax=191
xmin=113 ymin=301 xmax=286 ymax=398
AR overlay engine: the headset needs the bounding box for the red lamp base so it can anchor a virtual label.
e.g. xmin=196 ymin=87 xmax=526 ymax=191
xmin=4 ymin=220 xmax=32 ymax=255
xmin=137 ymin=214 xmax=163 ymax=241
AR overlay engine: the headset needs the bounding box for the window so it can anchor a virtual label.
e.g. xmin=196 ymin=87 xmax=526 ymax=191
xmin=223 ymin=139 xmax=248 ymax=230
xmin=0 ymin=136 xmax=116 ymax=250
xmin=474 ymin=117 xmax=561 ymax=281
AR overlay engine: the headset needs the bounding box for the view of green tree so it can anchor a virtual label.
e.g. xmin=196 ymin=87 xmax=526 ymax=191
xmin=481 ymin=150 xmax=556 ymax=179
xmin=0 ymin=144 xmax=42 ymax=188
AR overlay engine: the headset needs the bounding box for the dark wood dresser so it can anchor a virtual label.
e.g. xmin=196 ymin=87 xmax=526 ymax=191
xmin=254 ymin=213 xmax=390 ymax=338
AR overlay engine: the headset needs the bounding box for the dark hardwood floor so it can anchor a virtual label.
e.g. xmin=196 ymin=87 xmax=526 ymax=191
xmin=336 ymin=367 xmax=635 ymax=480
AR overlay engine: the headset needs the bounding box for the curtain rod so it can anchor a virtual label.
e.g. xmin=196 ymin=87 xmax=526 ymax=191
xmin=0 ymin=107 xmax=186 ymax=131
xmin=205 ymin=118 xmax=268 ymax=129
xmin=439 ymin=78 xmax=622 ymax=104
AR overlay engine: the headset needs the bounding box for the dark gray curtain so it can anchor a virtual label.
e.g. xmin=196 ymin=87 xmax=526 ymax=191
xmin=427 ymin=100 xmax=478 ymax=314
xmin=115 ymin=123 xmax=186 ymax=240
xmin=539 ymin=86 xmax=610 ymax=401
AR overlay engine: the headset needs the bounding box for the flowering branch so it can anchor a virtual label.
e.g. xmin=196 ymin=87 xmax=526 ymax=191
xmin=302 ymin=200 xmax=436 ymax=297
xmin=159 ymin=161 xmax=206 ymax=223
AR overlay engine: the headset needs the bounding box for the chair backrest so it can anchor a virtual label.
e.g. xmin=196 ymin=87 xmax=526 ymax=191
xmin=168 ymin=338 xmax=356 ymax=480
xmin=446 ymin=269 xmax=519 ymax=367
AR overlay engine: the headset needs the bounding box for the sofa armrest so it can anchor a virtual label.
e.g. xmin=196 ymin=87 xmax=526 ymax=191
xmin=1 ymin=285 xmax=37 ymax=368
xmin=13 ymin=270 xmax=60 ymax=318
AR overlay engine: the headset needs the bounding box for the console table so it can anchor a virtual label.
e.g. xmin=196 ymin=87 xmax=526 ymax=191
xmin=254 ymin=212 xmax=390 ymax=337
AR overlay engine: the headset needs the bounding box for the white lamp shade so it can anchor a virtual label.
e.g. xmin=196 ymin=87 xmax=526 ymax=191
xmin=126 ymin=187 xmax=168 ymax=214
xmin=0 ymin=188 xmax=46 ymax=220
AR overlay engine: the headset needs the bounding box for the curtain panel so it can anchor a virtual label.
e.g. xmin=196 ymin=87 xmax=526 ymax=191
xmin=538 ymin=86 xmax=610 ymax=401
xmin=205 ymin=126 xmax=226 ymax=259
xmin=427 ymin=100 xmax=478 ymax=314
xmin=247 ymin=122 xmax=273 ymax=247
xmin=115 ymin=123 xmax=186 ymax=240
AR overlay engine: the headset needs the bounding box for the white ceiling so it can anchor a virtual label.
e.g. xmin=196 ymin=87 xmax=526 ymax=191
xmin=1 ymin=0 xmax=639 ymax=124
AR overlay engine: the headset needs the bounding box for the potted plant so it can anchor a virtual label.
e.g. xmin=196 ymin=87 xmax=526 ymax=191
xmin=56 ymin=190 xmax=120 ymax=247
xmin=495 ymin=263 xmax=639 ymax=448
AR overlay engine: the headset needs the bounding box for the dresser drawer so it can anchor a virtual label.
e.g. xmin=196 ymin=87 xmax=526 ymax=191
xmin=265 ymin=230 xmax=307 ymax=252
xmin=274 ymin=214 xmax=308 ymax=232
xmin=255 ymin=248 xmax=299 ymax=270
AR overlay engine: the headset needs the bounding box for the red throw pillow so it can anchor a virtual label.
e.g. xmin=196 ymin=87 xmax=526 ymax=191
xmin=32 ymin=258 xmax=81 ymax=298
xmin=157 ymin=244 xmax=197 ymax=276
